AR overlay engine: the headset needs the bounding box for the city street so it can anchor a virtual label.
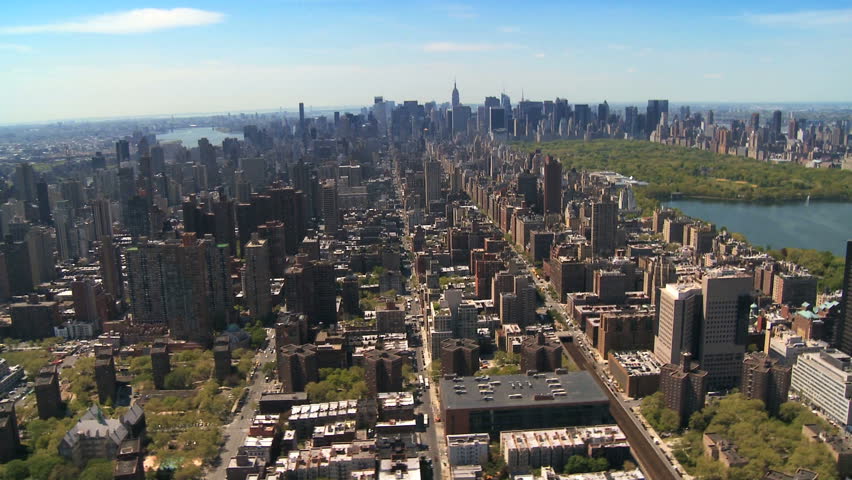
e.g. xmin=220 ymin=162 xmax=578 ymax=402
xmin=206 ymin=329 xmax=276 ymax=480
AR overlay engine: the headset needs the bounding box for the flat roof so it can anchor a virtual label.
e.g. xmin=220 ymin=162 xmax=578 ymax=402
xmin=440 ymin=371 xmax=608 ymax=410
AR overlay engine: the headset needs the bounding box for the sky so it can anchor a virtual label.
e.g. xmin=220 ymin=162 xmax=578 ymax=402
xmin=2 ymin=0 xmax=852 ymax=124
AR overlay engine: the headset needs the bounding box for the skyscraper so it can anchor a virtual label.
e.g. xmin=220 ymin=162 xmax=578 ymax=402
xmin=699 ymin=270 xmax=752 ymax=390
xmin=14 ymin=162 xmax=37 ymax=203
xmin=840 ymin=241 xmax=852 ymax=355
xmin=321 ymin=180 xmax=339 ymax=236
xmin=451 ymin=80 xmax=460 ymax=108
xmin=99 ymin=236 xmax=122 ymax=300
xmin=36 ymin=179 xmax=51 ymax=224
xmin=591 ymin=201 xmax=617 ymax=257
xmin=203 ymin=236 xmax=234 ymax=327
xmin=125 ymin=234 xmax=211 ymax=344
xmin=543 ymin=155 xmax=562 ymax=215
xmin=243 ymin=233 xmax=272 ymax=321
xmin=92 ymin=197 xmax=113 ymax=240
xmin=654 ymin=283 xmax=702 ymax=366
xmin=424 ymin=159 xmax=442 ymax=213
xmin=646 ymin=99 xmax=669 ymax=135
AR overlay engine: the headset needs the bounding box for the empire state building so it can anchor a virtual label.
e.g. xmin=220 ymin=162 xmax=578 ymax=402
xmin=451 ymin=81 xmax=460 ymax=108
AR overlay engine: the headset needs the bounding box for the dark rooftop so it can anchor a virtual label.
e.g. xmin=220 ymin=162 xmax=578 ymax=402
xmin=440 ymin=371 xmax=608 ymax=410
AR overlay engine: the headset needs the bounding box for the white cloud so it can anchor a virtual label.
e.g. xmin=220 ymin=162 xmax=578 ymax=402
xmin=0 ymin=8 xmax=224 ymax=35
xmin=0 ymin=43 xmax=31 ymax=52
xmin=533 ymin=52 xmax=545 ymax=58
xmin=607 ymin=44 xmax=628 ymax=51
xmin=423 ymin=42 xmax=516 ymax=53
xmin=703 ymin=73 xmax=724 ymax=79
xmin=499 ymin=26 xmax=520 ymax=33
xmin=743 ymin=8 xmax=852 ymax=27
xmin=626 ymin=67 xmax=637 ymax=73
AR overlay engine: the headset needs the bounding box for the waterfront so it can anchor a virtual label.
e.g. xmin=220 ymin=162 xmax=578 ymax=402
xmin=156 ymin=126 xmax=243 ymax=146
xmin=664 ymin=199 xmax=852 ymax=256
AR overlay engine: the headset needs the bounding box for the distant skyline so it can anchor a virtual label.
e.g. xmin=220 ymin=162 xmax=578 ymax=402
xmin=2 ymin=0 xmax=852 ymax=124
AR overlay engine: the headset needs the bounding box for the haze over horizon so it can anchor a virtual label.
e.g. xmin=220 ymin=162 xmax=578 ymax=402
xmin=3 ymin=0 xmax=852 ymax=124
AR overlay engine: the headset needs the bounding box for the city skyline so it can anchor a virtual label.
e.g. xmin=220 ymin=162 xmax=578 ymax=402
xmin=2 ymin=0 xmax=852 ymax=123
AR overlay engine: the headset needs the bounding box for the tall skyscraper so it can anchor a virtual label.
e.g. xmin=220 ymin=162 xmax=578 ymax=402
xmin=14 ymin=163 xmax=37 ymax=204
xmin=36 ymin=179 xmax=51 ymax=224
xmin=590 ymin=201 xmax=617 ymax=257
xmin=115 ymin=139 xmax=130 ymax=164
xmin=203 ymin=236 xmax=235 ymax=327
xmin=424 ymin=159 xmax=442 ymax=213
xmin=654 ymin=283 xmax=702 ymax=365
xmin=125 ymin=234 xmax=211 ymax=344
xmin=99 ymin=236 xmax=122 ymax=300
xmin=543 ymin=155 xmax=562 ymax=215
xmin=92 ymin=197 xmax=113 ymax=240
xmin=26 ymin=226 xmax=56 ymax=285
xmin=451 ymin=80 xmax=460 ymax=108
xmin=321 ymin=180 xmax=339 ymax=236
xmin=699 ymin=270 xmax=752 ymax=390
xmin=840 ymin=241 xmax=852 ymax=355
xmin=243 ymin=233 xmax=271 ymax=321
xmin=646 ymin=99 xmax=669 ymax=134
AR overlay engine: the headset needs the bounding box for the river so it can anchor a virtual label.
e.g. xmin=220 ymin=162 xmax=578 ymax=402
xmin=664 ymin=199 xmax=852 ymax=256
xmin=156 ymin=126 xmax=243 ymax=146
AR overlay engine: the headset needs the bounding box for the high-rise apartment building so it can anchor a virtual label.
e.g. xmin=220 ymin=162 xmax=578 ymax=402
xmin=278 ymin=344 xmax=319 ymax=392
xmin=521 ymin=332 xmax=563 ymax=373
xmin=125 ymin=234 xmax=211 ymax=344
xmin=741 ymin=352 xmax=791 ymax=416
xmin=591 ymin=201 xmax=617 ymax=257
xmin=35 ymin=365 xmax=62 ymax=419
xmin=243 ymin=233 xmax=272 ymax=321
xmin=0 ymin=401 xmax=20 ymax=462
xmin=94 ymin=351 xmax=117 ymax=404
xmin=441 ymin=338 xmax=480 ymax=377
xmin=10 ymin=295 xmax=59 ymax=340
xmin=98 ymin=236 xmax=122 ymax=300
xmin=151 ymin=341 xmax=170 ymax=390
xmin=203 ymin=236 xmax=235 ymax=327
xmin=364 ymin=349 xmax=403 ymax=396
xmin=543 ymin=155 xmax=562 ymax=215
xmin=321 ymin=180 xmax=339 ymax=236
xmin=659 ymin=353 xmax=707 ymax=426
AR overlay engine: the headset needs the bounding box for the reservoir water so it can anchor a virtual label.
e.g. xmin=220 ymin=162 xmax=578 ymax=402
xmin=156 ymin=126 xmax=243 ymax=146
xmin=664 ymin=199 xmax=852 ymax=256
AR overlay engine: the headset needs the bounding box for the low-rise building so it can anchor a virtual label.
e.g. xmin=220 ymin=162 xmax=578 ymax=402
xmin=59 ymin=405 xmax=142 ymax=467
xmin=440 ymin=371 xmax=611 ymax=436
xmin=447 ymin=433 xmax=490 ymax=466
xmin=500 ymin=425 xmax=629 ymax=473
xmin=791 ymin=349 xmax=852 ymax=428
xmin=703 ymin=433 xmax=749 ymax=468
xmin=802 ymin=423 xmax=852 ymax=478
xmin=608 ymin=351 xmax=660 ymax=398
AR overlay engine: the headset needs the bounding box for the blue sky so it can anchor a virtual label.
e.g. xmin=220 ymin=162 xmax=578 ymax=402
xmin=1 ymin=0 xmax=851 ymax=123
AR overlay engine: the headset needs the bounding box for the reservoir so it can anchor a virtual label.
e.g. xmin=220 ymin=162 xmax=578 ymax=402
xmin=664 ymin=199 xmax=852 ymax=256
xmin=156 ymin=126 xmax=243 ymax=146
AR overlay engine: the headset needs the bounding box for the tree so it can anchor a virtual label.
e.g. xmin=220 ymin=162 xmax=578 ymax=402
xmin=79 ymin=459 xmax=114 ymax=480
xmin=164 ymin=367 xmax=192 ymax=390
xmin=27 ymin=454 xmax=64 ymax=479
xmin=4 ymin=460 xmax=29 ymax=480
xmin=657 ymin=408 xmax=681 ymax=433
